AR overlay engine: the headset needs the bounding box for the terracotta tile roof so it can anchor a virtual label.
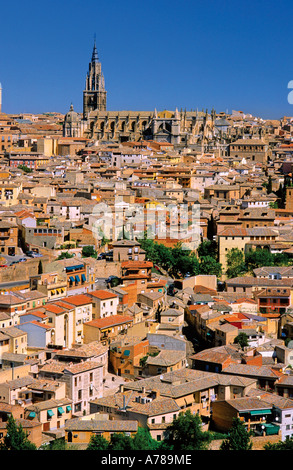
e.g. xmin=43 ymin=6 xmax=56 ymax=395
xmin=234 ymin=298 xmax=257 ymax=304
xmin=21 ymin=310 xmax=47 ymax=319
xmin=65 ymin=418 xmax=138 ymax=432
xmin=45 ymin=304 xmax=67 ymax=315
xmin=225 ymin=396 xmax=273 ymax=412
xmin=219 ymin=227 xmax=248 ymax=237
xmin=247 ymin=389 xmax=293 ymax=410
xmin=121 ymin=261 xmax=153 ymax=268
xmin=222 ymin=363 xmax=284 ymax=379
xmin=26 ymin=398 xmax=72 ymax=412
xmin=30 ymin=320 xmax=52 ymax=329
xmin=88 ymin=290 xmax=118 ymax=300
xmin=93 ymin=391 xmax=180 ymax=416
xmin=146 ymin=350 xmax=186 ymax=366
xmin=63 ymin=360 xmax=103 ymax=375
xmin=190 ymin=349 xmax=232 ymax=364
xmin=85 ymin=315 xmax=133 ymax=329
xmin=61 ymin=294 xmax=93 ymax=306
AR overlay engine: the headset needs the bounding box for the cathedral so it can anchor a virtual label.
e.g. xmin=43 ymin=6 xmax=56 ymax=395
xmin=63 ymin=41 xmax=215 ymax=146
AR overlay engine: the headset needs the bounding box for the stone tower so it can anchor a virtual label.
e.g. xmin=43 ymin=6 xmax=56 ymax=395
xmin=83 ymin=40 xmax=107 ymax=118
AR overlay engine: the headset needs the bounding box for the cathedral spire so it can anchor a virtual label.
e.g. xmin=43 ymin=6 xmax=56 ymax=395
xmin=91 ymin=35 xmax=98 ymax=63
xmin=83 ymin=39 xmax=107 ymax=117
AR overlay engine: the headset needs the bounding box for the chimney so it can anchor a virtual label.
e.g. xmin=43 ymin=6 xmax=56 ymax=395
xmin=120 ymin=384 xmax=124 ymax=393
xmin=153 ymin=389 xmax=160 ymax=399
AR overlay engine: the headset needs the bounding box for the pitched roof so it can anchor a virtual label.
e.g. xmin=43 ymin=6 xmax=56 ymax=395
xmin=85 ymin=315 xmax=133 ymax=329
xmin=61 ymin=294 xmax=93 ymax=306
xmin=88 ymin=290 xmax=118 ymax=300
xmin=65 ymin=418 xmax=138 ymax=432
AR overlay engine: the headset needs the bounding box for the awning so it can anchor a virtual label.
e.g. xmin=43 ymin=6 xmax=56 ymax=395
xmin=263 ymin=423 xmax=280 ymax=435
xmin=66 ymin=265 xmax=83 ymax=272
xmin=81 ymin=274 xmax=86 ymax=282
xmin=47 ymin=410 xmax=54 ymax=417
xmin=28 ymin=411 xmax=36 ymax=418
xmin=51 ymin=290 xmax=56 ymax=295
xmin=75 ymin=275 xmax=80 ymax=283
xmin=66 ymin=405 xmax=72 ymax=412
xmin=124 ymin=350 xmax=130 ymax=356
xmin=250 ymin=409 xmax=272 ymax=416
xmin=57 ymin=407 xmax=64 ymax=414
xmin=69 ymin=276 xmax=75 ymax=283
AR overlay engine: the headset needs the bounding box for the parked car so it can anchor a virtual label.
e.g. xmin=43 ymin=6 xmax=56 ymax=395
xmin=0 ymin=265 xmax=8 ymax=268
xmin=18 ymin=258 xmax=27 ymax=262
xmin=26 ymin=251 xmax=34 ymax=257
xmin=10 ymin=260 xmax=19 ymax=265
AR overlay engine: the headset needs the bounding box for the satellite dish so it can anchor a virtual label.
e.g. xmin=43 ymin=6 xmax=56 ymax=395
xmin=288 ymin=340 xmax=293 ymax=349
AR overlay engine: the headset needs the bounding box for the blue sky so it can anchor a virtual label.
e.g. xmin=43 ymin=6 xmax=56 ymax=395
xmin=1 ymin=0 xmax=293 ymax=118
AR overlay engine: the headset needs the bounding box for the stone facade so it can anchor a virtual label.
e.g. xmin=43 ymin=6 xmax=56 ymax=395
xmin=63 ymin=42 xmax=216 ymax=145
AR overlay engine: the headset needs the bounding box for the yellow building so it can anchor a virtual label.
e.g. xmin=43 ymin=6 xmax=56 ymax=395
xmin=0 ymin=326 xmax=27 ymax=355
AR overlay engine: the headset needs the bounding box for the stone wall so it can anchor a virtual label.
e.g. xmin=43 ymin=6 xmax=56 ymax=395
xmin=0 ymin=257 xmax=49 ymax=285
xmin=208 ymin=434 xmax=281 ymax=450
xmin=94 ymin=260 xmax=121 ymax=278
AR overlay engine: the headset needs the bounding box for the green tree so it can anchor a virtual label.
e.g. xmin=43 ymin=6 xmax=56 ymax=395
xmin=38 ymin=260 xmax=43 ymax=274
xmin=132 ymin=427 xmax=160 ymax=450
xmin=41 ymin=438 xmax=69 ymax=450
xmin=0 ymin=415 xmax=37 ymax=450
xmin=266 ymin=175 xmax=273 ymax=194
xmin=276 ymin=182 xmax=285 ymax=208
xmin=220 ymin=417 xmax=252 ymax=451
xmin=162 ymin=410 xmax=212 ymax=450
xmin=207 ymin=214 xmax=215 ymax=241
xmin=82 ymin=245 xmax=97 ymax=258
xmin=245 ymin=249 xmax=274 ymax=272
xmin=86 ymin=434 xmax=110 ymax=450
xmin=226 ymin=248 xmax=246 ymax=279
xmin=109 ymin=433 xmax=134 ymax=450
xmin=273 ymin=252 xmax=291 ymax=266
xmin=18 ymin=164 xmax=32 ymax=173
xmin=197 ymin=240 xmax=218 ymax=260
xmin=234 ymin=332 xmax=249 ymax=350
xmin=57 ymin=251 xmax=74 ymax=260
xmin=199 ymin=256 xmax=222 ymax=278
xmin=264 ymin=436 xmax=293 ymax=450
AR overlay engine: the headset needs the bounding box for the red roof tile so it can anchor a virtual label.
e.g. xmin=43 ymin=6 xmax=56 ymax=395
xmin=85 ymin=315 xmax=133 ymax=329
xmin=61 ymin=294 xmax=93 ymax=306
xmin=89 ymin=290 xmax=118 ymax=300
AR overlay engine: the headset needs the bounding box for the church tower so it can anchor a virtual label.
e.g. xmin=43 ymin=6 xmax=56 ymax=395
xmin=83 ymin=40 xmax=107 ymax=118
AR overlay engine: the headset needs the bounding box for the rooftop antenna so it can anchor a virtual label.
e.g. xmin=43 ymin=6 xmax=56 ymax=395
xmin=119 ymin=391 xmax=134 ymax=412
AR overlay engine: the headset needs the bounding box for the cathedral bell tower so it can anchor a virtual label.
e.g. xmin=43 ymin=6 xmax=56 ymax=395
xmin=83 ymin=40 xmax=107 ymax=118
